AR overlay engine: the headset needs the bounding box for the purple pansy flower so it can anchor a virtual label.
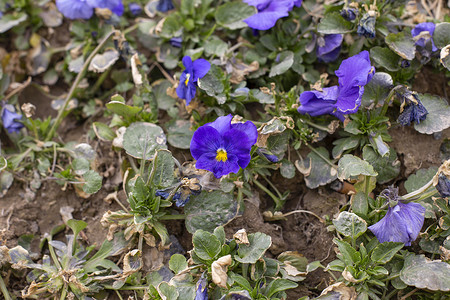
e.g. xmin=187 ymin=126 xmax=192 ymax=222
xmin=298 ymin=51 xmax=375 ymax=120
xmin=176 ymin=56 xmax=211 ymax=106
xmin=194 ymin=278 xmax=208 ymax=300
xmin=170 ymin=37 xmax=183 ymax=48
xmin=316 ymin=34 xmax=343 ymax=63
xmin=411 ymin=22 xmax=438 ymax=52
xmin=56 ymin=0 xmax=94 ymax=19
xmin=2 ymin=106 xmax=24 ymax=133
xmin=157 ymin=0 xmax=174 ymax=12
xmin=190 ymin=115 xmax=258 ymax=178
xmin=368 ymin=187 xmax=425 ymax=246
xmin=243 ymin=0 xmax=301 ymax=31
xmin=128 ymin=2 xmax=142 ymax=15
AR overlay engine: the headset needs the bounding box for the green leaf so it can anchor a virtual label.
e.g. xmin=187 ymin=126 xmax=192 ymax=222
xmin=82 ymin=170 xmax=102 ymax=194
xmin=151 ymin=150 xmax=175 ymax=189
xmin=215 ymin=2 xmax=256 ymax=30
xmin=361 ymin=72 xmax=394 ymax=107
xmin=280 ymin=160 xmax=295 ymax=179
xmin=362 ymin=146 xmax=400 ymax=184
xmin=317 ymin=12 xmax=353 ymax=34
xmin=332 ymin=137 xmax=360 ymax=159
xmin=0 ymin=13 xmax=27 ymax=33
xmin=385 ymin=31 xmax=416 ymax=60
xmin=169 ymin=254 xmax=188 ymax=274
xmin=414 ymin=94 xmax=450 ymax=134
xmin=333 ymin=238 xmax=361 ymax=265
xmin=184 ymin=190 xmax=238 ymax=233
xmin=265 ymin=278 xmax=298 ymax=298
xmin=369 ymin=47 xmax=400 ymax=71
xmin=0 ymin=156 xmax=7 ymax=171
xmin=66 ymin=219 xmax=87 ymax=240
xmin=333 ymin=212 xmax=367 ymax=239
xmin=213 ymin=226 xmax=226 ymax=245
xmin=160 ymin=14 xmax=182 ymax=38
xmin=400 ymin=254 xmax=450 ymax=291
xmin=197 ymin=64 xmax=226 ymax=104
xmin=93 ymin=122 xmax=116 ymax=141
xmin=158 ymin=282 xmax=179 ymax=299
xmin=166 ymin=120 xmax=194 ymax=150
xmin=434 ymin=22 xmax=450 ymax=48
xmin=351 ymin=192 xmax=369 ymax=216
xmin=85 ymin=232 xmax=127 ymax=272
xmin=106 ymin=101 xmax=142 ymax=118
xmin=269 ymin=51 xmax=294 ymax=77
xmin=72 ymin=157 xmax=90 ymax=176
xmin=404 ymin=167 xmax=438 ymax=194
xmin=235 ymin=232 xmax=272 ymax=264
xmin=204 ymin=36 xmax=228 ymax=57
xmin=295 ymin=147 xmax=338 ymax=189
xmin=153 ymin=80 xmax=176 ymax=110
xmin=123 ymin=122 xmax=167 ymax=160
xmin=371 ymin=242 xmax=404 ymax=264
xmin=192 ymin=229 xmax=222 ymax=261
xmin=337 ymin=154 xmax=377 ymax=180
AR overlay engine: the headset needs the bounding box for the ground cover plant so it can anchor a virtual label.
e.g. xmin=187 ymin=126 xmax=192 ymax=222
xmin=0 ymin=0 xmax=449 ymax=299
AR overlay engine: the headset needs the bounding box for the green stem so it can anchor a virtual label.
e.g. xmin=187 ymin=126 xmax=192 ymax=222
xmin=138 ymin=234 xmax=143 ymax=253
xmin=380 ymin=85 xmax=402 ymax=117
xmin=45 ymin=30 xmax=119 ymax=141
xmin=305 ymin=143 xmax=337 ymax=169
xmin=60 ymin=283 xmax=67 ymax=300
xmin=403 ymin=178 xmax=434 ymax=200
xmin=48 ymin=236 xmax=63 ymax=270
xmin=261 ymin=175 xmax=283 ymax=199
xmin=300 ymin=118 xmax=333 ymax=133
xmin=253 ymin=179 xmax=282 ymax=210
xmin=0 ymin=274 xmax=11 ymax=300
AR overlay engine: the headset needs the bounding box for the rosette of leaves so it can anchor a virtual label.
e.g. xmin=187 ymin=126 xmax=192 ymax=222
xmin=10 ymin=220 xmax=127 ymax=299
xmin=143 ymin=226 xmax=306 ymax=299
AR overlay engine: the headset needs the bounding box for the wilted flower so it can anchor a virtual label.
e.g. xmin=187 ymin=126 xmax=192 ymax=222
xmin=357 ymin=11 xmax=376 ymax=38
xmin=195 ymin=277 xmax=208 ymax=300
xmin=2 ymin=105 xmax=24 ymax=133
xmin=156 ymin=0 xmax=174 ymax=12
xmin=243 ymin=0 xmax=301 ymax=31
xmin=316 ymin=34 xmax=343 ymax=63
xmin=434 ymin=160 xmax=450 ymax=198
xmin=56 ymin=0 xmax=95 ymax=19
xmin=340 ymin=7 xmax=358 ymax=21
xmin=256 ymin=148 xmax=279 ymax=163
xmin=128 ymin=2 xmax=142 ymax=15
xmin=396 ymin=88 xmax=428 ymax=126
xmin=411 ymin=22 xmax=438 ymax=52
xmin=170 ymin=37 xmax=183 ymax=48
xmin=176 ymin=56 xmax=211 ymax=106
xmin=298 ymin=51 xmax=375 ymax=120
xmin=368 ymin=187 xmax=425 ymax=246
xmin=190 ymin=115 xmax=258 ymax=178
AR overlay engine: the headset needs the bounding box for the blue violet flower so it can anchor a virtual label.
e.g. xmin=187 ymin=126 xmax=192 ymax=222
xmin=190 ymin=115 xmax=258 ymax=178
xmin=2 ymin=105 xmax=24 ymax=133
xmin=396 ymin=88 xmax=428 ymax=126
xmin=298 ymin=50 xmax=375 ymax=120
xmin=368 ymin=187 xmax=425 ymax=246
xmin=316 ymin=34 xmax=343 ymax=63
xmin=411 ymin=22 xmax=438 ymax=52
xmin=176 ymin=56 xmax=211 ymax=106
xmin=243 ymin=0 xmax=301 ymax=31
xmin=194 ymin=277 xmax=208 ymax=300
xmin=157 ymin=0 xmax=174 ymax=12
xmin=128 ymin=2 xmax=142 ymax=15
xmin=170 ymin=37 xmax=183 ymax=48
xmin=56 ymin=0 xmax=95 ymax=19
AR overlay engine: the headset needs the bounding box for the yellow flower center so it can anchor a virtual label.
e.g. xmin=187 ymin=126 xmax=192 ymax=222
xmin=184 ymin=73 xmax=191 ymax=86
xmin=216 ymin=148 xmax=228 ymax=162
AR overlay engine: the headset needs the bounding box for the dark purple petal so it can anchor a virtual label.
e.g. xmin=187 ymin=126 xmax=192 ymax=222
xmin=294 ymin=0 xmax=303 ymax=7
xmin=157 ymin=0 xmax=174 ymax=12
xmin=223 ymin=128 xmax=253 ymax=169
xmin=397 ymin=100 xmax=428 ymax=126
xmin=335 ymin=50 xmax=374 ymax=89
xmin=231 ymin=121 xmax=258 ymax=145
xmin=111 ymin=1 xmax=124 ymax=16
xmin=195 ymin=279 xmax=208 ymax=300
xmin=184 ymin=82 xmax=197 ymax=105
xmin=317 ymin=34 xmax=343 ymax=63
xmin=196 ymin=152 xmax=240 ymax=178
xmin=182 ymin=56 xmax=193 ymax=74
xmin=205 ymin=114 xmax=233 ymax=135
xmin=298 ymin=86 xmax=339 ymax=117
xmin=335 ymin=85 xmax=364 ymax=114
xmin=87 ymin=0 xmax=121 ymax=9
xmin=192 ymin=59 xmax=211 ymax=82
xmin=244 ymin=0 xmax=293 ymax=30
xmin=2 ymin=107 xmax=24 ymax=133
xmin=357 ymin=13 xmax=376 ymax=38
xmin=176 ymin=71 xmax=188 ymax=99
xmin=56 ymin=0 xmax=94 ymax=19
xmin=129 ymin=3 xmax=142 ymax=15
xmin=368 ymin=201 xmax=425 ymax=246
xmin=190 ymin=126 xmax=223 ymax=160
xmin=436 ymin=174 xmax=450 ymax=198
xmin=411 ymin=22 xmax=438 ymax=52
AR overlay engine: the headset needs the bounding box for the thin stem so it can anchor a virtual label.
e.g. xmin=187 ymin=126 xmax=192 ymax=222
xmin=253 ymin=179 xmax=282 ymax=210
xmin=261 ymin=175 xmax=283 ymax=199
xmin=265 ymin=209 xmax=325 ymax=223
xmin=380 ymin=85 xmax=402 ymax=117
xmin=300 ymin=118 xmax=333 ymax=133
xmin=0 ymin=274 xmax=11 ymax=300
xmin=45 ymin=30 xmax=119 ymax=141
xmin=115 ymin=290 xmax=124 ymax=300
xmin=305 ymin=143 xmax=337 ymax=169
xmin=403 ymin=178 xmax=434 ymax=200
xmin=48 ymin=238 xmax=63 ymax=270
xmin=138 ymin=234 xmax=143 ymax=253
xmin=59 ymin=283 xmax=67 ymax=300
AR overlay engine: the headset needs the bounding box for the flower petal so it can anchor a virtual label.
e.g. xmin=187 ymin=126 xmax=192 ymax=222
xmin=317 ymin=34 xmax=343 ymax=62
xmin=206 ymin=114 xmax=233 ymax=135
xmin=223 ymin=128 xmax=253 ymax=169
xmin=190 ymin=126 xmax=222 ymax=160
xmin=335 ymin=85 xmax=363 ymax=114
xmin=182 ymin=56 xmax=194 ymax=74
xmin=56 ymin=0 xmax=94 ymax=19
xmin=231 ymin=121 xmax=258 ymax=145
xmin=244 ymin=0 xmax=293 ymax=30
xmin=192 ymin=59 xmax=211 ymax=81
xmin=335 ymin=50 xmax=374 ymax=89
xmin=298 ymin=86 xmax=339 ymax=117
xmin=196 ymin=152 xmax=240 ymax=178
